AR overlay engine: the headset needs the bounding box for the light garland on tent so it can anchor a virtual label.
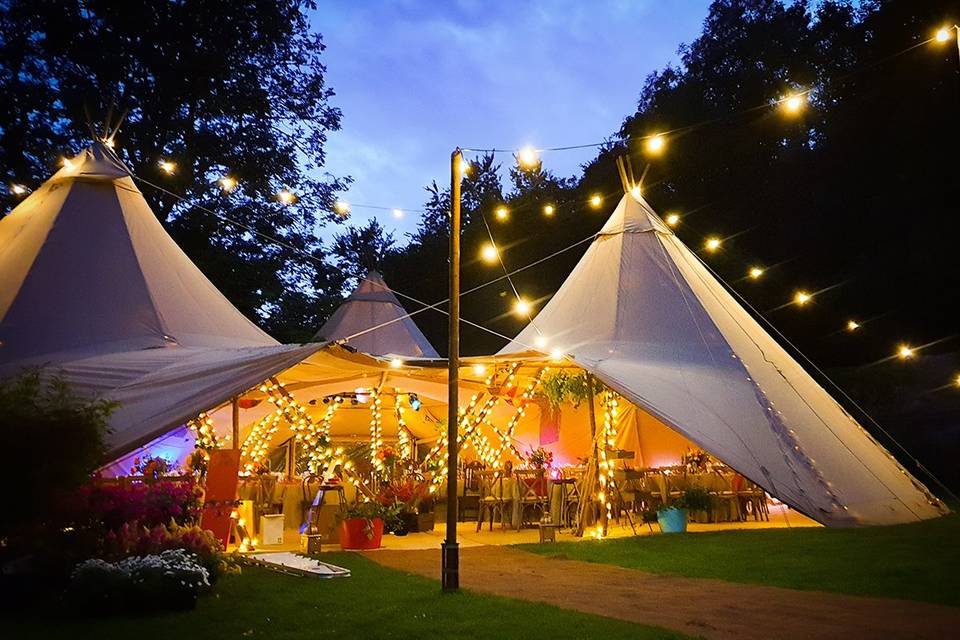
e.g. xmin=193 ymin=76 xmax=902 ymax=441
xmin=239 ymin=410 xmax=281 ymax=473
xmin=369 ymin=387 xmax=384 ymax=472
xmin=187 ymin=412 xmax=222 ymax=450
xmin=485 ymin=367 xmax=547 ymax=468
xmin=301 ymin=395 xmax=343 ymax=476
xmin=594 ymin=390 xmax=620 ymax=539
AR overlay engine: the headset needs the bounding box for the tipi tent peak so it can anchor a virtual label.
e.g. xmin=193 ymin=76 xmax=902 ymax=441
xmin=500 ymin=190 xmax=946 ymax=527
xmin=313 ymin=270 xmax=440 ymax=358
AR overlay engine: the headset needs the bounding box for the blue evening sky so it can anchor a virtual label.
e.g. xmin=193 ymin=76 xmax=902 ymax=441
xmin=311 ymin=1 xmax=712 ymax=241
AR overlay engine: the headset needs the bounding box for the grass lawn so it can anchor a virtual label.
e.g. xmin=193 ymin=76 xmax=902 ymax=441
xmin=518 ymin=513 xmax=960 ymax=606
xmin=5 ymin=552 xmax=693 ymax=640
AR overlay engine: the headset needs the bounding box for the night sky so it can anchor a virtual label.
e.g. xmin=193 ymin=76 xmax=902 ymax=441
xmin=312 ymin=0 xmax=712 ymax=240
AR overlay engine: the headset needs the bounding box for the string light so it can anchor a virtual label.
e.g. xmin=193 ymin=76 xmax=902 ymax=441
xmin=589 ymin=194 xmax=602 ymax=208
xmin=390 ymin=357 xmax=403 ymax=368
xmin=543 ymin=204 xmax=555 ymax=216
xmin=781 ymin=93 xmax=806 ymax=114
xmin=517 ymin=146 xmax=539 ymax=168
xmin=159 ymin=160 xmax=176 ymax=174
xmin=630 ymin=185 xmax=642 ymax=199
xmin=219 ymin=176 xmax=237 ymax=191
xmin=481 ymin=243 xmax=499 ymax=263
xmin=705 ymin=237 xmax=722 ymax=252
xmin=846 ymin=320 xmax=860 ymax=332
xmin=665 ymin=213 xmax=680 ymax=226
xmin=514 ymin=298 xmax=531 ymax=315
xmin=334 ymin=199 xmax=350 ymax=215
xmin=794 ymin=291 xmax=812 ymax=305
xmin=103 ymin=138 xmax=115 ymax=149
xmin=897 ymin=345 xmax=914 ymax=359
xmin=495 ymin=206 xmax=509 ymax=221
xmin=277 ymin=189 xmax=295 ymax=205
xmin=10 ymin=184 xmax=27 ymax=196
xmin=392 ymin=208 xmax=404 ymax=219
xmin=749 ymin=266 xmax=764 ymax=279
xmin=935 ymin=27 xmax=952 ymax=43
xmin=458 ymin=157 xmax=472 ymax=175
xmin=954 ymin=373 xmax=960 ymax=388
xmin=472 ymin=363 xmax=487 ymax=376
xmin=534 ymin=335 xmax=548 ymax=348
xmin=644 ymin=134 xmax=666 ymax=155
xmin=550 ymin=349 xmax=564 ymax=362
xmin=61 ymin=157 xmax=73 ymax=169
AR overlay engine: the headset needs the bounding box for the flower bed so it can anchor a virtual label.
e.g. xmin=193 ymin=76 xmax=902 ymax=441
xmin=65 ymin=549 xmax=210 ymax=613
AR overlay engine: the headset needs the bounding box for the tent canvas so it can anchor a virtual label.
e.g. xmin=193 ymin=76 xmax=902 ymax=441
xmin=313 ymin=270 xmax=440 ymax=358
xmin=0 ymin=143 xmax=329 ymax=458
xmin=498 ymin=192 xmax=946 ymax=526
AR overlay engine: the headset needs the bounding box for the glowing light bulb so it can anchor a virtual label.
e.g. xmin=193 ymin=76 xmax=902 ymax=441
xmin=517 ymin=146 xmax=539 ymax=168
xmin=458 ymin=158 xmax=471 ymax=175
xmin=495 ymin=206 xmax=508 ymax=221
xmin=103 ymin=138 xmax=115 ymax=149
xmin=61 ymin=157 xmax=74 ymax=170
xmin=935 ymin=27 xmax=952 ymax=43
xmin=794 ymin=291 xmax=811 ymax=305
xmin=219 ymin=176 xmax=237 ymax=191
xmin=705 ymin=237 xmax=722 ymax=252
xmin=897 ymin=345 xmax=914 ymax=359
xmin=589 ymin=194 xmax=602 ymax=208
xmin=480 ymin=243 xmax=498 ymax=263
xmin=665 ymin=213 xmax=680 ymax=226
xmin=645 ymin=134 xmax=665 ymax=155
xmin=10 ymin=184 xmax=27 ymax=195
xmin=550 ymin=349 xmax=563 ymax=362
xmin=390 ymin=358 xmax=403 ymax=368
xmin=159 ymin=160 xmax=176 ymax=174
xmin=534 ymin=335 xmax=548 ymax=348
xmin=472 ymin=364 xmax=487 ymax=376
xmin=334 ymin=199 xmax=350 ymax=215
xmin=781 ymin=93 xmax=805 ymax=114
xmin=392 ymin=208 xmax=403 ymax=219
xmin=846 ymin=320 xmax=860 ymax=332
xmin=277 ymin=190 xmax=295 ymax=205
xmin=749 ymin=267 xmax=764 ymax=279
xmin=543 ymin=204 xmax=555 ymax=216
xmin=954 ymin=373 xmax=960 ymax=387
xmin=514 ymin=298 xmax=531 ymax=315
xmin=630 ymin=185 xmax=642 ymax=199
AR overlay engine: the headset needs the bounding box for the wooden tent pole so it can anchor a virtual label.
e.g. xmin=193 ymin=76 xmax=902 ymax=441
xmin=231 ymin=396 xmax=240 ymax=450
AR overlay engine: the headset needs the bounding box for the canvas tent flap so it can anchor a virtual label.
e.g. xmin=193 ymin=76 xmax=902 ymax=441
xmin=314 ymin=270 xmax=440 ymax=358
xmin=500 ymin=193 xmax=945 ymax=526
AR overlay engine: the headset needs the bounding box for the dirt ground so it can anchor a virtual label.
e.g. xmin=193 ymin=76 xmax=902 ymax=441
xmin=369 ymin=546 xmax=960 ymax=640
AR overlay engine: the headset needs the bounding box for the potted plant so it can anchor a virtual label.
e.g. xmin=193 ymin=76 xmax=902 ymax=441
xmin=338 ymin=502 xmax=398 ymax=550
xmin=378 ymin=480 xmax=435 ymax=534
xmin=656 ymin=487 xmax=712 ymax=533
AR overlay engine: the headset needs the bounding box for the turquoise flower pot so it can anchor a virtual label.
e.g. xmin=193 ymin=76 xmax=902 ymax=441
xmin=657 ymin=507 xmax=688 ymax=533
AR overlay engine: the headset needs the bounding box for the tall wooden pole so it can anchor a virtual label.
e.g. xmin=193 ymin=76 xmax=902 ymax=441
xmin=231 ymin=396 xmax=240 ymax=450
xmin=587 ymin=374 xmax=605 ymax=534
xmin=442 ymin=148 xmax=463 ymax=591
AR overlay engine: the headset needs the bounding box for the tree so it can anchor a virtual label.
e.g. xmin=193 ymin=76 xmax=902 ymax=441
xmin=0 ymin=0 xmax=346 ymax=342
xmin=332 ymin=218 xmax=397 ymax=284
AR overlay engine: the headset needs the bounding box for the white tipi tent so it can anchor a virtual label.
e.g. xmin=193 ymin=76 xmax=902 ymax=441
xmin=314 ymin=270 xmax=440 ymax=358
xmin=500 ymin=192 xmax=946 ymax=526
xmin=0 ymin=143 xmax=325 ymax=458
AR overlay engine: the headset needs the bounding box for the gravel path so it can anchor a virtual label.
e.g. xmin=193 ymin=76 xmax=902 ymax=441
xmin=369 ymin=546 xmax=959 ymax=639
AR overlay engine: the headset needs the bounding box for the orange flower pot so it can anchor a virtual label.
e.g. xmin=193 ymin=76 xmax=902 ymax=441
xmin=339 ymin=517 xmax=384 ymax=550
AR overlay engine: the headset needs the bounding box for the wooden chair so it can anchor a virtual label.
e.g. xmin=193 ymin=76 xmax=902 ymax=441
xmin=561 ymin=467 xmax=585 ymax=529
xmin=475 ymin=471 xmax=507 ymax=531
xmin=514 ymin=469 xmax=548 ymax=528
xmin=458 ymin=461 xmax=484 ymax=522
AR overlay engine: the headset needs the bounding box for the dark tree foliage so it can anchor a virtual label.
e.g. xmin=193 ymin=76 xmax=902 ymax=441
xmin=0 ymin=0 xmax=346 ymax=342
xmin=332 ymin=218 xmax=397 ymax=284
xmin=0 ymin=370 xmax=114 ymax=536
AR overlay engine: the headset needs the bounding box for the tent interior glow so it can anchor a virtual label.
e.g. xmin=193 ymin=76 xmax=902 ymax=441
xmin=0 ymin=142 xmax=947 ymax=531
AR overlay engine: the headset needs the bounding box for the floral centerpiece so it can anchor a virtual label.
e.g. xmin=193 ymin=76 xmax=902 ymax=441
xmin=526 ymin=447 xmax=554 ymax=470
xmin=130 ymin=454 xmax=177 ymax=481
xmin=376 ymin=480 xmax=434 ymax=534
xmin=681 ymin=448 xmax=713 ymax=473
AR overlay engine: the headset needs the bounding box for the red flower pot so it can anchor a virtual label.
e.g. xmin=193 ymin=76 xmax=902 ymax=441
xmin=339 ymin=517 xmax=384 ymax=550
